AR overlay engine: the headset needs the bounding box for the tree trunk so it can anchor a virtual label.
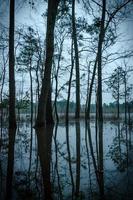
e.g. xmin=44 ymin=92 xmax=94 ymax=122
xmin=124 ymin=73 xmax=127 ymax=124
xmin=86 ymin=57 xmax=98 ymax=120
xmin=66 ymin=40 xmax=74 ymax=124
xmin=117 ymin=71 xmax=120 ymax=120
xmin=85 ymin=61 xmax=91 ymax=118
xmin=29 ymin=60 xmax=33 ymax=127
xmin=97 ymin=0 xmax=106 ymax=123
xmin=54 ymin=40 xmax=63 ymax=122
xmin=35 ymin=0 xmax=60 ymax=127
xmin=9 ymin=0 xmax=16 ymax=128
xmin=28 ymin=61 xmax=33 ymax=180
xmin=72 ymin=0 xmax=80 ymax=119
xmin=46 ymin=86 xmax=54 ymax=124
xmin=128 ymin=103 xmax=131 ymax=125
xmin=54 ymin=69 xmax=59 ymax=122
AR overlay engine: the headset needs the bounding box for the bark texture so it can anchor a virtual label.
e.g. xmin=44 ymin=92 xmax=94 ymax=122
xmin=35 ymin=0 xmax=60 ymax=127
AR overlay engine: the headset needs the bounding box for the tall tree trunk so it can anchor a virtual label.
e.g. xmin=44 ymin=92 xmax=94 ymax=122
xmin=124 ymin=72 xmax=127 ymax=124
xmin=28 ymin=61 xmax=33 ymax=181
xmin=117 ymin=71 xmax=120 ymax=120
xmin=66 ymin=40 xmax=74 ymax=124
xmin=35 ymin=0 xmax=60 ymax=127
xmin=72 ymin=0 xmax=80 ymax=119
xmin=86 ymin=57 xmax=98 ymax=120
xmin=85 ymin=61 xmax=91 ymax=118
xmin=9 ymin=0 xmax=16 ymax=128
xmin=54 ymin=69 xmax=59 ymax=122
xmin=97 ymin=0 xmax=106 ymax=123
xmin=46 ymin=86 xmax=54 ymax=124
xmin=54 ymin=40 xmax=63 ymax=122
xmin=29 ymin=61 xmax=33 ymax=127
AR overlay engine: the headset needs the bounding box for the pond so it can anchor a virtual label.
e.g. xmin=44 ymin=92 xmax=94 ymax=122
xmin=0 ymin=120 xmax=133 ymax=199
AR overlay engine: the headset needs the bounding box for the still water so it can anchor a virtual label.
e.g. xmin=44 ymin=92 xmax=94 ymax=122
xmin=0 ymin=120 xmax=133 ymax=199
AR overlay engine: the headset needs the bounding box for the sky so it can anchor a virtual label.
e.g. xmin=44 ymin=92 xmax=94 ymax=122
xmin=1 ymin=0 xmax=133 ymax=104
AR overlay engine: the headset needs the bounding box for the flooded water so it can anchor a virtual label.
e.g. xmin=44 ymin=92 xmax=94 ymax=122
xmin=0 ymin=120 xmax=133 ymax=199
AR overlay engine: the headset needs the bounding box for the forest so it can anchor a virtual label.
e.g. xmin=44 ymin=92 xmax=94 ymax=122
xmin=0 ymin=0 xmax=133 ymax=199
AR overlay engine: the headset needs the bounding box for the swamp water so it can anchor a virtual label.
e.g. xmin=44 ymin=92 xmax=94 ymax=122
xmin=0 ymin=120 xmax=133 ymax=199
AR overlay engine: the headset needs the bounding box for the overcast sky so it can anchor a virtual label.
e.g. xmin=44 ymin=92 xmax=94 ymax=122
xmin=1 ymin=0 xmax=133 ymax=104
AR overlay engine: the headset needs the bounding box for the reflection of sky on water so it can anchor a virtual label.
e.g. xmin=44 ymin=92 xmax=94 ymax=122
xmin=1 ymin=120 xmax=133 ymax=199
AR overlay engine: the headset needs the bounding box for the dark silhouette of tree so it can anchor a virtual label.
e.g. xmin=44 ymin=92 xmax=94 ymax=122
xmin=35 ymin=0 xmax=60 ymax=127
xmin=36 ymin=125 xmax=54 ymax=199
xmin=72 ymin=0 xmax=80 ymax=119
xmin=106 ymin=66 xmax=125 ymax=119
xmin=84 ymin=0 xmax=133 ymax=120
xmin=9 ymin=0 xmax=16 ymax=128
xmin=5 ymin=128 xmax=16 ymax=199
xmin=66 ymin=40 xmax=74 ymax=124
xmin=97 ymin=0 xmax=106 ymax=123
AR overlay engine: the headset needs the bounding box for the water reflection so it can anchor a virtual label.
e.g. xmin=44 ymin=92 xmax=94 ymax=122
xmin=66 ymin=124 xmax=75 ymax=198
xmin=5 ymin=128 xmax=16 ymax=200
xmin=53 ymin=123 xmax=63 ymax=199
xmin=75 ymin=121 xmax=81 ymax=197
xmin=86 ymin=121 xmax=104 ymax=199
xmin=36 ymin=124 xmax=54 ymax=200
xmin=108 ymin=122 xmax=130 ymax=172
xmin=0 ymin=121 xmax=133 ymax=199
xmin=97 ymin=122 xmax=104 ymax=198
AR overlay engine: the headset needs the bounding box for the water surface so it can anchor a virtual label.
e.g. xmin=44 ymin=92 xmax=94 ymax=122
xmin=0 ymin=120 xmax=133 ymax=199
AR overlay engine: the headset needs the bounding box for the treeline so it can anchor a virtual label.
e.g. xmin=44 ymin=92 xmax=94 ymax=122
xmin=1 ymin=99 xmax=133 ymax=115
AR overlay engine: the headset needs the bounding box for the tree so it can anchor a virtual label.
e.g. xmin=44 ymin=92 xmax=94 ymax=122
xmin=53 ymin=24 xmax=67 ymax=122
xmin=84 ymin=0 xmax=133 ymax=120
xmin=106 ymin=66 xmax=125 ymax=119
xmin=17 ymin=27 xmax=40 ymax=126
xmin=72 ymin=0 xmax=80 ymax=119
xmin=9 ymin=0 xmax=16 ymax=128
xmin=66 ymin=40 xmax=74 ymax=124
xmin=97 ymin=0 xmax=106 ymax=123
xmin=35 ymin=0 xmax=60 ymax=127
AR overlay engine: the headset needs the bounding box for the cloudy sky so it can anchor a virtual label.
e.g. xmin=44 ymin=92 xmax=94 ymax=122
xmin=1 ymin=0 xmax=133 ymax=104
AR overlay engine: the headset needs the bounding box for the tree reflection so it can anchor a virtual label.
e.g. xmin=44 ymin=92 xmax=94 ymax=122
xmin=75 ymin=120 xmax=81 ymax=197
xmin=54 ymin=123 xmax=63 ymax=199
xmin=86 ymin=121 xmax=104 ymax=199
xmin=5 ymin=127 xmax=16 ymax=200
xmin=108 ymin=122 xmax=131 ymax=172
xmin=98 ymin=122 xmax=104 ymax=198
xmin=66 ymin=124 xmax=75 ymax=198
xmin=36 ymin=124 xmax=54 ymax=200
